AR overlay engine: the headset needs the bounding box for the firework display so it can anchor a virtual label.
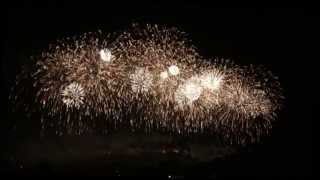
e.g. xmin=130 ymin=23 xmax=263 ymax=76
xmin=10 ymin=24 xmax=283 ymax=144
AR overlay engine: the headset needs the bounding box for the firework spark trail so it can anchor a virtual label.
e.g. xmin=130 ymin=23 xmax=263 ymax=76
xmin=10 ymin=24 xmax=283 ymax=144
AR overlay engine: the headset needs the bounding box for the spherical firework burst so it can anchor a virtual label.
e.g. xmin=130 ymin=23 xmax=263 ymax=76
xmin=10 ymin=24 xmax=283 ymax=144
xmin=61 ymin=82 xmax=85 ymax=109
xmin=168 ymin=65 xmax=180 ymax=76
xmin=130 ymin=67 xmax=154 ymax=93
xmin=199 ymin=70 xmax=223 ymax=91
xmin=175 ymin=76 xmax=203 ymax=107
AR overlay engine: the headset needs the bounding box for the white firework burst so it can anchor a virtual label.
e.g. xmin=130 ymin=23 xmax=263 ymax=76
xmin=199 ymin=70 xmax=223 ymax=91
xmin=168 ymin=65 xmax=180 ymax=76
xmin=175 ymin=76 xmax=203 ymax=107
xmin=130 ymin=68 xmax=154 ymax=93
xmin=99 ymin=48 xmax=114 ymax=63
xmin=61 ymin=82 xmax=85 ymax=109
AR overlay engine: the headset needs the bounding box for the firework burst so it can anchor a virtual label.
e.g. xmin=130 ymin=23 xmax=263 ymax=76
xmin=130 ymin=67 xmax=154 ymax=93
xmin=10 ymin=24 xmax=283 ymax=144
xmin=61 ymin=82 xmax=85 ymax=109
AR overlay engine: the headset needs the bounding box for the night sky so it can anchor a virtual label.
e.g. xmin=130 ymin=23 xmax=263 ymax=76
xmin=2 ymin=6 xmax=314 ymax=176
